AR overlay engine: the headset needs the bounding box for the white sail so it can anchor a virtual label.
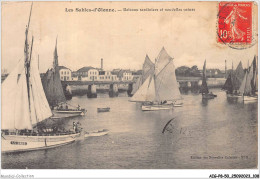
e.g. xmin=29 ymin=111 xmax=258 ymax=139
xmin=131 ymin=76 xmax=142 ymax=95
xmin=155 ymin=60 xmax=181 ymax=101
xmin=30 ymin=58 xmax=53 ymax=124
xmin=142 ymin=55 xmax=154 ymax=83
xmin=154 ymin=48 xmax=181 ymax=102
xmin=130 ymin=75 xmax=155 ymax=102
xmin=244 ymin=66 xmax=253 ymax=95
xmin=14 ymin=69 xmax=32 ymax=130
xmin=2 ymin=60 xmax=29 ymax=130
xmin=2 ymin=57 xmax=52 ymax=130
xmin=145 ymin=76 xmax=156 ymax=102
xmin=155 ymin=47 xmax=172 ymax=76
xmin=239 ymin=71 xmax=247 ymax=95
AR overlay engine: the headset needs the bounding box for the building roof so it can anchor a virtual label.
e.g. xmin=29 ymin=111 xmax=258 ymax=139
xmin=111 ymin=69 xmax=132 ymax=77
xmin=58 ymin=66 xmax=71 ymax=71
xmin=77 ymin=66 xmax=98 ymax=72
xmin=132 ymin=70 xmax=142 ymax=75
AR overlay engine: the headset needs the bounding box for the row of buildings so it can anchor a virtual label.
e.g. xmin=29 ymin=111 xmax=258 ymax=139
xmin=58 ymin=65 xmax=140 ymax=82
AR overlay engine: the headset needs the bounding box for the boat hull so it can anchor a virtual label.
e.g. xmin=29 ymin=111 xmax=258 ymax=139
xmin=1 ymin=133 xmax=80 ymax=154
xmin=84 ymin=129 xmax=109 ymax=137
xmin=202 ymin=93 xmax=216 ymax=99
xmin=142 ymin=105 xmax=173 ymax=111
xmin=226 ymin=93 xmax=243 ymax=98
xmin=243 ymin=95 xmax=258 ymax=102
xmin=54 ymin=109 xmax=86 ymax=116
xmin=97 ymin=108 xmax=110 ymax=112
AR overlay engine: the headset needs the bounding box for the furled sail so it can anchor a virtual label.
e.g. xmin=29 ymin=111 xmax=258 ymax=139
xmin=200 ymin=60 xmax=209 ymax=94
xmin=42 ymin=39 xmax=66 ymax=107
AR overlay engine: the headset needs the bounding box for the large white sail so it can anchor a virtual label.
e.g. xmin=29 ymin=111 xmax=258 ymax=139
xmin=239 ymin=71 xmax=247 ymax=95
xmin=154 ymin=47 xmax=181 ymax=102
xmin=2 ymin=60 xmax=30 ymax=130
xmin=155 ymin=47 xmax=172 ymax=76
xmin=131 ymin=76 xmax=142 ymax=95
xmin=155 ymin=60 xmax=181 ymax=101
xmin=142 ymin=55 xmax=154 ymax=83
xmin=145 ymin=76 xmax=156 ymax=102
xmin=2 ymin=58 xmax=52 ymax=130
xmin=30 ymin=58 xmax=53 ymax=124
xmin=14 ymin=69 xmax=32 ymax=130
xmin=244 ymin=64 xmax=254 ymax=95
xmin=130 ymin=75 xmax=156 ymax=102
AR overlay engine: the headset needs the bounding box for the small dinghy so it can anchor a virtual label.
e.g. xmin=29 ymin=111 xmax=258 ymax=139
xmin=97 ymin=107 xmax=110 ymax=113
xmin=55 ymin=108 xmax=86 ymax=116
xmin=84 ymin=129 xmax=109 ymax=137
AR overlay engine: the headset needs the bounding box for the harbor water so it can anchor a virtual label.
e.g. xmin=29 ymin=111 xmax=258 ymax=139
xmin=2 ymin=89 xmax=258 ymax=169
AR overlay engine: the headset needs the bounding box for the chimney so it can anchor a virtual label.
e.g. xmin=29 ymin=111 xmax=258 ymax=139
xmin=101 ymin=58 xmax=103 ymax=70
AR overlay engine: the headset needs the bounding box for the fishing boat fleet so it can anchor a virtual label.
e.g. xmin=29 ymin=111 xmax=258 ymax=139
xmin=1 ymin=4 xmax=258 ymax=154
xmin=222 ymin=57 xmax=258 ymax=102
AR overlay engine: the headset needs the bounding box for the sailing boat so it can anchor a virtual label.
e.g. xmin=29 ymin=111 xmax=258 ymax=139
xmin=131 ymin=47 xmax=183 ymax=111
xmin=41 ymin=38 xmax=86 ymax=116
xmin=238 ymin=56 xmax=258 ymax=102
xmin=222 ymin=61 xmax=244 ymax=98
xmin=200 ymin=60 xmax=217 ymax=99
xmin=131 ymin=55 xmax=154 ymax=96
xmin=1 ymin=5 xmax=80 ymax=153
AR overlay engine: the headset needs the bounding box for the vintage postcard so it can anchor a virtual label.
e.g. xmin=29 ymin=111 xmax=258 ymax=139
xmin=1 ymin=1 xmax=259 ymax=178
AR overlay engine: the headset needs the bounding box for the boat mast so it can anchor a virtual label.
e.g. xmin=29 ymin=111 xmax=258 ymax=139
xmin=24 ymin=3 xmax=33 ymax=125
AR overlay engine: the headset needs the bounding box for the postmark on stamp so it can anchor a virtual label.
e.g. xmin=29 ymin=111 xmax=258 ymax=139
xmin=217 ymin=2 xmax=253 ymax=48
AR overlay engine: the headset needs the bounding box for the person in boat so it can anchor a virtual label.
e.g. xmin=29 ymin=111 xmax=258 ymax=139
xmin=59 ymin=104 xmax=63 ymax=110
xmin=66 ymin=104 xmax=68 ymax=110
xmin=73 ymin=122 xmax=77 ymax=133
xmin=77 ymin=105 xmax=81 ymax=110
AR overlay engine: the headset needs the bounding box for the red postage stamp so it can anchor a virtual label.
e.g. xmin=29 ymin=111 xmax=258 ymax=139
xmin=218 ymin=2 xmax=252 ymax=44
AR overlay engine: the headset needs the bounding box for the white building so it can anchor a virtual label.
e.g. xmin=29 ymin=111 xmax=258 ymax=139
xmin=99 ymin=71 xmax=118 ymax=81
xmin=111 ymin=69 xmax=133 ymax=81
xmin=58 ymin=66 xmax=72 ymax=81
xmin=76 ymin=66 xmax=99 ymax=81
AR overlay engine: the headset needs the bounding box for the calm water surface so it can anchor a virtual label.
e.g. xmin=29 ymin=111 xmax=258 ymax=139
xmin=2 ymin=89 xmax=258 ymax=169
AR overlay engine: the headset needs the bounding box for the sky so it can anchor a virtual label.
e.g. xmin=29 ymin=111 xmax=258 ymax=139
xmin=1 ymin=1 xmax=258 ymax=73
